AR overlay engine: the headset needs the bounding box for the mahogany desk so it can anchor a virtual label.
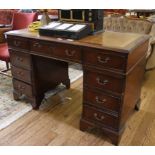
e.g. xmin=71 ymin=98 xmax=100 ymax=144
xmin=6 ymin=29 xmax=149 ymax=145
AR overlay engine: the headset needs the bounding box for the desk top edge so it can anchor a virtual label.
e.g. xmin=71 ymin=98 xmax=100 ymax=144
xmin=6 ymin=29 xmax=150 ymax=54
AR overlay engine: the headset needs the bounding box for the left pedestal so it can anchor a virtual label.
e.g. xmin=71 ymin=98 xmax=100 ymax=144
xmin=10 ymin=50 xmax=70 ymax=109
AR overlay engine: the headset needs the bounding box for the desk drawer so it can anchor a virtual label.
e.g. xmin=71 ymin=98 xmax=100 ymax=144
xmin=11 ymin=66 xmax=32 ymax=84
xmin=82 ymin=105 xmax=118 ymax=129
xmin=84 ymin=70 xmax=124 ymax=94
xmin=30 ymin=41 xmax=53 ymax=55
xmin=83 ymin=48 xmax=126 ymax=71
xmin=13 ymin=79 xmax=33 ymax=97
xmin=8 ymin=36 xmax=28 ymax=50
xmin=10 ymin=50 xmax=31 ymax=70
xmin=84 ymin=88 xmax=120 ymax=113
xmin=52 ymin=45 xmax=81 ymax=63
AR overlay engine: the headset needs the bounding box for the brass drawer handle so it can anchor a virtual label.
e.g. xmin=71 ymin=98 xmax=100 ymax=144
xmin=96 ymin=77 xmax=109 ymax=86
xmin=17 ymin=85 xmax=25 ymax=90
xmin=33 ymin=42 xmax=41 ymax=48
xmin=95 ymin=96 xmax=107 ymax=104
xmin=97 ymin=56 xmax=110 ymax=64
xmin=65 ymin=49 xmax=75 ymax=56
xmin=49 ymin=46 xmax=53 ymax=51
xmin=16 ymin=57 xmax=23 ymax=62
xmin=48 ymin=46 xmax=54 ymax=54
xmin=16 ymin=71 xmax=23 ymax=75
xmin=14 ymin=40 xmax=21 ymax=47
xmin=94 ymin=113 xmax=105 ymax=121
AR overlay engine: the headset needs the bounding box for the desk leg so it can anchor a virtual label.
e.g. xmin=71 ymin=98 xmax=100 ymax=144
xmin=80 ymin=119 xmax=123 ymax=145
xmin=13 ymin=91 xmax=20 ymax=101
xmin=62 ymin=78 xmax=70 ymax=89
xmin=28 ymin=95 xmax=44 ymax=110
xmin=135 ymin=98 xmax=141 ymax=111
xmin=13 ymin=91 xmax=43 ymax=109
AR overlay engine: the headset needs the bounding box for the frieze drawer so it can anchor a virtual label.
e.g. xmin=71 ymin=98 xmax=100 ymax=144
xmin=52 ymin=44 xmax=82 ymax=63
xmin=7 ymin=36 xmax=28 ymax=50
xmin=30 ymin=40 xmax=54 ymax=56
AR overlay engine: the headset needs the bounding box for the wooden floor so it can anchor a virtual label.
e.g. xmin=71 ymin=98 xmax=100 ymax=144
xmin=0 ymin=70 xmax=155 ymax=146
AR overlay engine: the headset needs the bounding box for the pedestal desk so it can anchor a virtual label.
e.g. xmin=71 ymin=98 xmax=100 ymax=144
xmin=6 ymin=29 xmax=149 ymax=145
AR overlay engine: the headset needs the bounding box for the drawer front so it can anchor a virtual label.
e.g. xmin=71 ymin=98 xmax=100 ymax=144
xmin=10 ymin=50 xmax=31 ymax=70
xmin=83 ymin=48 xmax=126 ymax=71
xmin=84 ymin=70 xmax=124 ymax=94
xmin=84 ymin=88 xmax=120 ymax=113
xmin=13 ymin=79 xmax=33 ymax=97
xmin=30 ymin=41 xmax=54 ymax=56
xmin=82 ymin=105 xmax=118 ymax=129
xmin=52 ymin=45 xmax=81 ymax=63
xmin=11 ymin=66 xmax=32 ymax=84
xmin=8 ymin=36 xmax=28 ymax=50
